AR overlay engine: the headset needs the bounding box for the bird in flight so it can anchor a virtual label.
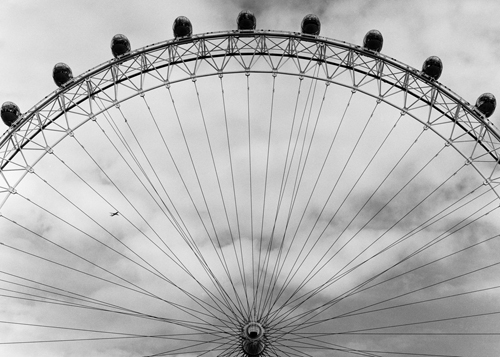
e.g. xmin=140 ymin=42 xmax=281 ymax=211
xmin=110 ymin=211 xmax=119 ymax=217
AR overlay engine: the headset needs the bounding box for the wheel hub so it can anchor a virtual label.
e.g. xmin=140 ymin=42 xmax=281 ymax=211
xmin=241 ymin=322 xmax=266 ymax=356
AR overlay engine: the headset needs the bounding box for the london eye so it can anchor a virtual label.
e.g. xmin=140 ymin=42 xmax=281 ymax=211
xmin=1 ymin=4 xmax=499 ymax=357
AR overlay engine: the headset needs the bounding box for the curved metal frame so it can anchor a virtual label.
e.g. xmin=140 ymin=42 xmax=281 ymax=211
xmin=1 ymin=30 xmax=500 ymax=208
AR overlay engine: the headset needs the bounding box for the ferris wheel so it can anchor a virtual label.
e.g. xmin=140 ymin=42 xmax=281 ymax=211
xmin=1 ymin=10 xmax=500 ymax=357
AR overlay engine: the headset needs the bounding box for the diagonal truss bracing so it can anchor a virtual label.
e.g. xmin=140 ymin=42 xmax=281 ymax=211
xmin=1 ymin=30 xmax=499 ymax=206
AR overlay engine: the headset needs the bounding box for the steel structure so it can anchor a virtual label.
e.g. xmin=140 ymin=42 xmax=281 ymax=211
xmin=1 ymin=31 xmax=500 ymax=204
xmin=1 ymin=29 xmax=500 ymax=357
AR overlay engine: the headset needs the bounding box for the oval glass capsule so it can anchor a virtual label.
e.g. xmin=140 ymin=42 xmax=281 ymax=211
xmin=475 ymin=93 xmax=496 ymax=118
xmin=53 ymin=62 xmax=73 ymax=87
xmin=1 ymin=101 xmax=21 ymax=127
xmin=363 ymin=29 xmax=383 ymax=52
xmin=237 ymin=10 xmax=256 ymax=30
xmin=301 ymin=14 xmax=321 ymax=36
xmin=173 ymin=16 xmax=192 ymax=38
xmin=111 ymin=34 xmax=131 ymax=58
xmin=421 ymin=56 xmax=443 ymax=80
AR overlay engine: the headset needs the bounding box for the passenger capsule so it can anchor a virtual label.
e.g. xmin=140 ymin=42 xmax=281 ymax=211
xmin=237 ymin=10 xmax=256 ymax=30
xmin=301 ymin=14 xmax=321 ymax=36
xmin=475 ymin=93 xmax=496 ymax=118
xmin=53 ymin=62 xmax=73 ymax=87
xmin=421 ymin=56 xmax=443 ymax=80
xmin=111 ymin=34 xmax=131 ymax=58
xmin=173 ymin=16 xmax=192 ymax=38
xmin=363 ymin=30 xmax=383 ymax=52
xmin=1 ymin=101 xmax=21 ymax=127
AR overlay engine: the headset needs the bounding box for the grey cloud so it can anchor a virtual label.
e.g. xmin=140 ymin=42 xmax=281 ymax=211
xmin=230 ymin=0 xmax=332 ymax=17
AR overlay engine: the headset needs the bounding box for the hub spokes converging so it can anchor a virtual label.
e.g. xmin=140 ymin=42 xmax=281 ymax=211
xmin=241 ymin=322 xmax=266 ymax=356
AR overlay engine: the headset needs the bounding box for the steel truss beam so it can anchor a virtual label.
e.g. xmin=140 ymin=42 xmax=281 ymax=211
xmin=1 ymin=30 xmax=499 ymax=205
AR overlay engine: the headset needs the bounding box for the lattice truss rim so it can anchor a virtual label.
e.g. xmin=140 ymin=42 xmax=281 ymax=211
xmin=1 ymin=30 xmax=500 ymax=204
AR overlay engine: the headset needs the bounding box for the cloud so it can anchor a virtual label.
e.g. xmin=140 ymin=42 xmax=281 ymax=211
xmin=229 ymin=0 xmax=333 ymax=17
xmin=1 ymin=1 xmax=500 ymax=357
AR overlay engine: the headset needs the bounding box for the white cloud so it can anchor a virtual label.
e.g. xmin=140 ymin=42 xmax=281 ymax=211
xmin=1 ymin=1 xmax=500 ymax=356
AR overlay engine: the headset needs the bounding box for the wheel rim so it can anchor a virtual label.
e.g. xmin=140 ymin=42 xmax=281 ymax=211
xmin=1 ymin=31 xmax=500 ymax=357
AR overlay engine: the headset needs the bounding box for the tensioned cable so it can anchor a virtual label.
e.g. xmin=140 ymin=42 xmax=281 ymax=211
xmin=293 ymin=348 xmax=466 ymax=357
xmin=335 ymin=332 xmax=500 ymax=336
xmin=269 ymin=254 xmax=500 ymax=337
xmin=141 ymin=332 xmax=236 ymax=357
xmin=27 ymin=161 xmax=206 ymax=289
xmin=276 ymin=112 xmax=407 ymax=311
xmin=100 ymin=101 xmax=181 ymax=229
xmin=0 ymin=321 xmax=232 ymax=347
xmin=254 ymin=75 xmax=304 ymax=316
xmin=164 ymin=83 xmax=248 ymax=318
xmin=2 ymin=146 xmax=240 ymax=328
xmin=114 ymin=103 xmax=217 ymax=256
xmin=0 ymin=254 xmax=225 ymax=327
xmin=330 ymin=240 xmax=500 ymax=321
xmin=0 ymin=242 xmax=231 ymax=335
xmin=264 ymin=123 xmax=434 ymax=322
xmin=86 ymin=109 xmax=192 ymax=246
xmin=315 ymin=309 xmax=500 ymax=335
xmin=0 ymin=319 xmax=230 ymax=343
xmin=163 ymin=82 xmax=240 ymax=273
xmin=259 ymin=66 xmax=328 ymax=317
xmin=88 ymin=97 xmax=244 ymax=322
xmin=257 ymin=68 xmax=322 ymax=318
xmin=0 ymin=293 xmax=232 ymax=338
xmin=271 ymin=331 xmax=466 ymax=357
xmin=272 ymin=337 xmax=375 ymax=357
xmin=261 ymin=96 xmax=384 ymax=322
xmin=184 ymin=335 xmax=241 ymax=357
xmin=192 ymin=78 xmax=251 ymax=318
xmin=0 ymin=217 xmax=232 ymax=328
xmin=257 ymin=72 xmax=318 ymax=286
xmin=287 ymin=69 xmax=328 ymax=219
xmin=267 ymin=179 xmax=496 ymax=331
xmin=0 ymin=292 xmax=229 ymax=334
xmin=323 ymin=219 xmax=500 ymax=320
xmin=306 ymin=284 xmax=500 ymax=324
xmin=255 ymin=73 xmax=279 ymax=321
xmin=265 ymin=342 xmax=303 ymax=357
xmin=279 ymin=148 xmax=462 ymax=312
xmin=313 ymin=185 xmax=500 ymax=314
xmin=275 ymin=200 xmax=500 ymax=333
xmin=217 ymin=73 xmax=253 ymax=321
xmin=94 ymin=95 xmax=200 ymax=251
xmin=141 ymin=90 xmax=247 ymax=322
xmin=264 ymin=93 xmax=382 ymax=318
xmin=1 ymin=335 xmax=223 ymax=346
xmin=116 ymin=102 xmax=200 ymax=250
xmin=37 ymin=153 xmax=237 ymax=323
xmin=0 ymin=277 xmax=236 ymax=334
xmin=195 ymin=340 xmax=242 ymax=357
xmin=0 ymin=270 xmax=226 ymax=329
xmin=271 ymin=194 xmax=500 ymax=331
xmin=4 ymin=169 xmax=235 ymax=327
xmin=141 ymin=95 xmax=195 ymax=241
xmin=244 ymin=72 xmax=254 ymax=318
xmin=7 ymin=172 xmax=171 ymax=282
xmin=2 ymin=212 xmax=168 ymax=301
xmin=272 ymin=335 xmax=387 ymax=357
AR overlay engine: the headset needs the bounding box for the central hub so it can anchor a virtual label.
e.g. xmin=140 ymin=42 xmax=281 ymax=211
xmin=242 ymin=322 xmax=266 ymax=356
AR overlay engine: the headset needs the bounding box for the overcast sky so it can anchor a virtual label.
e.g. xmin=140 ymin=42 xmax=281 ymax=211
xmin=1 ymin=1 xmax=500 ymax=357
